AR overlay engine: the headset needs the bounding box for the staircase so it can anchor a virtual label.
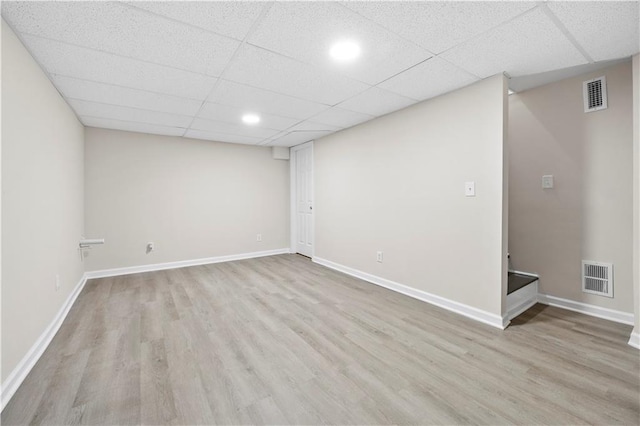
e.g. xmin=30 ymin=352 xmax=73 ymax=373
xmin=506 ymin=255 xmax=539 ymax=320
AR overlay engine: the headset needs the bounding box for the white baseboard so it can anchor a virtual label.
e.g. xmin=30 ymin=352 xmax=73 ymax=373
xmin=537 ymin=293 xmax=634 ymax=325
xmin=507 ymin=281 xmax=539 ymax=320
xmin=1 ymin=274 xmax=88 ymax=411
xmin=85 ymin=248 xmax=291 ymax=279
xmin=313 ymin=256 xmax=508 ymax=330
xmin=628 ymin=332 xmax=640 ymax=349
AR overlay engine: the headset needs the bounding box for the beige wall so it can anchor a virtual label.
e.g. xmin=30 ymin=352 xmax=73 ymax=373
xmin=633 ymin=54 xmax=639 ymax=334
xmin=509 ymin=61 xmax=634 ymax=313
xmin=1 ymin=20 xmax=85 ymax=382
xmin=315 ymin=75 xmax=507 ymax=318
xmin=84 ymin=128 xmax=289 ymax=271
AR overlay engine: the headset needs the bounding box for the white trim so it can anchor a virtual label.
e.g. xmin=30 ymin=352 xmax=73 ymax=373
xmin=537 ymin=293 xmax=634 ymax=325
xmin=501 ymin=314 xmax=511 ymax=329
xmin=628 ymin=332 xmax=640 ymax=349
xmin=507 ymin=280 xmax=538 ymax=320
xmin=509 ymin=270 xmax=539 ymax=278
xmin=1 ymin=274 xmax=88 ymax=411
xmin=289 ymin=141 xmax=314 ymax=257
xmin=85 ymin=248 xmax=290 ymax=279
xmin=289 ymin=145 xmax=296 ymax=253
xmin=313 ymin=256 xmax=507 ymax=329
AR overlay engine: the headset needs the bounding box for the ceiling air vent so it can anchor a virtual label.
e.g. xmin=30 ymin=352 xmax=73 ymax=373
xmin=582 ymin=260 xmax=613 ymax=297
xmin=583 ymin=76 xmax=608 ymax=113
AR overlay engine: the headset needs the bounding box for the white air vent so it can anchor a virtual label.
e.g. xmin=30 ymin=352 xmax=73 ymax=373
xmin=583 ymin=76 xmax=607 ymax=113
xmin=582 ymin=261 xmax=613 ymax=297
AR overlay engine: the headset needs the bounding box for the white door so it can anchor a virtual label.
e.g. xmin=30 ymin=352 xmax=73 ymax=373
xmin=294 ymin=143 xmax=313 ymax=257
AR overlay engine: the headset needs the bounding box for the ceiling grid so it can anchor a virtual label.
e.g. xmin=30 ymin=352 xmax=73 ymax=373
xmin=1 ymin=1 xmax=637 ymax=147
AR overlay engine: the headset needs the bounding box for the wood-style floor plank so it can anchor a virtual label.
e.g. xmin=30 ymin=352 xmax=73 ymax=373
xmin=2 ymin=254 xmax=639 ymax=425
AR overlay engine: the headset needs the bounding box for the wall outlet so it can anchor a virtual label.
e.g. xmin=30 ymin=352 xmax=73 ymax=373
xmin=55 ymin=274 xmax=60 ymax=291
xmin=542 ymin=175 xmax=554 ymax=189
xmin=376 ymin=251 xmax=383 ymax=263
xmin=465 ymin=181 xmax=476 ymax=197
xmin=257 ymin=234 xmax=262 ymax=242
xmin=146 ymin=242 xmax=155 ymax=253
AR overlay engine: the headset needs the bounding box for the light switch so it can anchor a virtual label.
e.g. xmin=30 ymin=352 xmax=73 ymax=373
xmin=542 ymin=175 xmax=554 ymax=189
xmin=465 ymin=181 xmax=475 ymax=197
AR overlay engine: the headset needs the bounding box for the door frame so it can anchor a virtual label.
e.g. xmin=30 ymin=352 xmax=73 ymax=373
xmin=289 ymin=141 xmax=314 ymax=257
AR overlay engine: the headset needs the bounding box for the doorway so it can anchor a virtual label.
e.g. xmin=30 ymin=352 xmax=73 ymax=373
xmin=290 ymin=141 xmax=314 ymax=257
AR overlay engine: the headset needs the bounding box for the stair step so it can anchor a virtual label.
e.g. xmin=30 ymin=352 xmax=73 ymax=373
xmin=508 ymin=272 xmax=538 ymax=295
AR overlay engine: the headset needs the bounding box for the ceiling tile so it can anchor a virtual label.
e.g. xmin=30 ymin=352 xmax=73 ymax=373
xmin=208 ymin=80 xmax=329 ymax=120
xmin=20 ymin=34 xmax=217 ymax=100
xmin=439 ymin=7 xmax=588 ymax=78
xmin=508 ymin=58 xmax=630 ymax=93
xmin=287 ymin=121 xmax=341 ymax=132
xmin=52 ymin=75 xmax=203 ymax=116
xmin=81 ymin=117 xmax=186 ymax=137
xmin=547 ymin=1 xmax=639 ymax=62
xmin=309 ymin=107 xmax=374 ymax=128
xmin=343 ymin=1 xmax=536 ymax=54
xmin=223 ymin=44 xmax=370 ymax=105
xmin=4 ymin=1 xmax=634 ymax=148
xmin=269 ymin=131 xmax=333 ymax=147
xmin=1 ymin=1 xmax=239 ymax=76
xmin=184 ymin=129 xmax=263 ymax=145
xmin=379 ymin=57 xmax=479 ymax=101
xmin=125 ymin=1 xmax=267 ymax=41
xmin=337 ymin=87 xmax=415 ymax=116
xmin=197 ymin=103 xmax=300 ymax=131
xmin=248 ymin=2 xmax=432 ymax=85
xmin=190 ymin=118 xmax=279 ymax=140
xmin=69 ymin=99 xmax=193 ymax=128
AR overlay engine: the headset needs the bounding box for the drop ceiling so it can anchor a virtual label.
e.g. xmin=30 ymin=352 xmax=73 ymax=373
xmin=2 ymin=1 xmax=638 ymax=148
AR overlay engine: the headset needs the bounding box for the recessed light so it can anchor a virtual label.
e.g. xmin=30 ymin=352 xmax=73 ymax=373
xmin=242 ymin=113 xmax=260 ymax=125
xmin=330 ymin=40 xmax=361 ymax=62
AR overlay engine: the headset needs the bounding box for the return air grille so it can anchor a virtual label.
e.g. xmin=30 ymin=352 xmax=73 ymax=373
xmin=582 ymin=261 xmax=613 ymax=297
xmin=583 ymin=76 xmax=608 ymax=113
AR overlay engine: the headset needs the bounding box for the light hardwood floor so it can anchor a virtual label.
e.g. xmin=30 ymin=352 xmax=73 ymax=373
xmin=3 ymin=254 xmax=639 ymax=425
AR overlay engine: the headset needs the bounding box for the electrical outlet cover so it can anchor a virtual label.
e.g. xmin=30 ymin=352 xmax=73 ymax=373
xmin=465 ymin=181 xmax=476 ymax=197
